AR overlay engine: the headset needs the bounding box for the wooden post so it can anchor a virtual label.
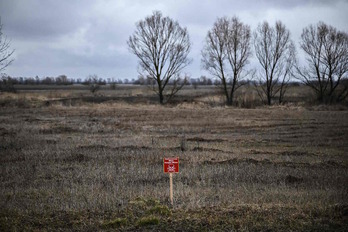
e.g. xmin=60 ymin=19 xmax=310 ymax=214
xmin=169 ymin=173 xmax=173 ymax=206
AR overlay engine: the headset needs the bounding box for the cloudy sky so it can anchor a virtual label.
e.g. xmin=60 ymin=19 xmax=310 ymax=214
xmin=0 ymin=0 xmax=347 ymax=80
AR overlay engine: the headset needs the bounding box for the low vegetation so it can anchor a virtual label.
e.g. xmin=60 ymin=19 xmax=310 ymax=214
xmin=0 ymin=85 xmax=347 ymax=231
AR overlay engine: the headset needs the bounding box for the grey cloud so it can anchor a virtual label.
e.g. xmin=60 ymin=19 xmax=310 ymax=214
xmin=1 ymin=0 xmax=347 ymax=79
xmin=0 ymin=0 xmax=93 ymax=39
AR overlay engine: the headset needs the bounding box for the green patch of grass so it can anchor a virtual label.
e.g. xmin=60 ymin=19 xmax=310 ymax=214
xmin=147 ymin=205 xmax=171 ymax=216
xmin=137 ymin=215 xmax=160 ymax=227
xmin=101 ymin=217 xmax=127 ymax=229
xmin=128 ymin=197 xmax=148 ymax=208
xmin=2 ymin=203 xmax=348 ymax=231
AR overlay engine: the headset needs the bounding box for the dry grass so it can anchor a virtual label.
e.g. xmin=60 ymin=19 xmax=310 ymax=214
xmin=0 ymin=86 xmax=348 ymax=231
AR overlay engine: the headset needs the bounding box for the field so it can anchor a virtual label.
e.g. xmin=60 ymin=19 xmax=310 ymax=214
xmin=1 ymin=85 xmax=348 ymax=231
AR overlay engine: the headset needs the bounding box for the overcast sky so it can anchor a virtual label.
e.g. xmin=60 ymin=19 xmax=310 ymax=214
xmin=0 ymin=0 xmax=347 ymax=80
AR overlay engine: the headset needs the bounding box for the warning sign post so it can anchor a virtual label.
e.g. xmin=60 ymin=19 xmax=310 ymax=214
xmin=163 ymin=157 xmax=179 ymax=173
xmin=163 ymin=157 xmax=179 ymax=206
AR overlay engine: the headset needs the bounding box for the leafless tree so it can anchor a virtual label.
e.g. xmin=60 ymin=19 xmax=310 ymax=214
xmin=128 ymin=11 xmax=191 ymax=104
xmin=254 ymin=21 xmax=296 ymax=105
xmin=296 ymin=22 xmax=348 ymax=103
xmin=0 ymin=19 xmax=14 ymax=73
xmin=86 ymin=74 xmax=100 ymax=95
xmin=202 ymin=17 xmax=252 ymax=105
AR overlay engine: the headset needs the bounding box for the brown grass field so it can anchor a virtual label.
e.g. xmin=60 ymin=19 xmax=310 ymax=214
xmin=1 ymin=85 xmax=348 ymax=231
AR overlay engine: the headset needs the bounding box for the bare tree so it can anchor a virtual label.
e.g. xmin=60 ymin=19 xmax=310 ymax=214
xmin=128 ymin=11 xmax=191 ymax=104
xmin=86 ymin=74 xmax=100 ymax=95
xmin=202 ymin=17 xmax=252 ymax=105
xmin=278 ymin=44 xmax=296 ymax=104
xmin=0 ymin=18 xmax=14 ymax=73
xmin=254 ymin=21 xmax=296 ymax=105
xmin=296 ymin=22 xmax=348 ymax=103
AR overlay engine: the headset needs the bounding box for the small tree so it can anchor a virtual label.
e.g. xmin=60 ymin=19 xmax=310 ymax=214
xmin=254 ymin=21 xmax=296 ymax=105
xmin=128 ymin=11 xmax=191 ymax=104
xmin=296 ymin=22 xmax=348 ymax=103
xmin=55 ymin=75 xmax=71 ymax=85
xmin=86 ymin=74 xmax=100 ymax=95
xmin=202 ymin=17 xmax=252 ymax=105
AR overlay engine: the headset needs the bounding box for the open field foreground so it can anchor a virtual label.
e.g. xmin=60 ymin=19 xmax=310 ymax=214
xmin=1 ymin=88 xmax=348 ymax=231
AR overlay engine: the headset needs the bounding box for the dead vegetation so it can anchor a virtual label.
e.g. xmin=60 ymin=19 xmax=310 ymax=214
xmin=0 ymin=86 xmax=348 ymax=231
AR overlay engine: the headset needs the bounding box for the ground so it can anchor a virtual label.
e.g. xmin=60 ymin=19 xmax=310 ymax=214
xmin=0 ymin=85 xmax=348 ymax=231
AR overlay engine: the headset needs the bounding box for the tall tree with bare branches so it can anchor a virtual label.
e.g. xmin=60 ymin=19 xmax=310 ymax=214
xmin=296 ymin=22 xmax=348 ymax=103
xmin=254 ymin=21 xmax=296 ymax=105
xmin=0 ymin=19 xmax=14 ymax=73
xmin=128 ymin=11 xmax=191 ymax=104
xmin=202 ymin=17 xmax=252 ymax=105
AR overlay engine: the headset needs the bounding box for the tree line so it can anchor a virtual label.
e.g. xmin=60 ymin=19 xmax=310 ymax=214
xmin=0 ymin=73 xmax=252 ymax=94
xmin=1 ymin=12 xmax=347 ymax=105
xmin=128 ymin=11 xmax=348 ymax=105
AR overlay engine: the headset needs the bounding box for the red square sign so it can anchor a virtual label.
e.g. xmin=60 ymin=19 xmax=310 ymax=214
xmin=163 ymin=157 xmax=179 ymax=173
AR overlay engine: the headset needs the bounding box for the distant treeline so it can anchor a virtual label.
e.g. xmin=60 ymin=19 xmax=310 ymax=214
xmin=0 ymin=74 xmax=302 ymax=87
xmin=0 ymin=75 xmax=107 ymax=86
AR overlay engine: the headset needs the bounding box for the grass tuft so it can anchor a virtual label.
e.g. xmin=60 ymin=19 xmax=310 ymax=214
xmin=137 ymin=215 xmax=160 ymax=227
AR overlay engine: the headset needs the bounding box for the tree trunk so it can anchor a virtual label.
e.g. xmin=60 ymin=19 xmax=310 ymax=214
xmin=158 ymin=83 xmax=164 ymax=104
xmin=229 ymin=75 xmax=237 ymax=106
xmin=227 ymin=96 xmax=233 ymax=106
xmin=267 ymin=88 xmax=272 ymax=105
xmin=279 ymin=84 xmax=284 ymax=104
xmin=159 ymin=90 xmax=164 ymax=104
xmin=222 ymin=79 xmax=230 ymax=105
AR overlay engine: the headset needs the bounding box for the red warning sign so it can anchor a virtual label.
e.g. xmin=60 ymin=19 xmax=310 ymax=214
xmin=163 ymin=157 xmax=179 ymax=173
